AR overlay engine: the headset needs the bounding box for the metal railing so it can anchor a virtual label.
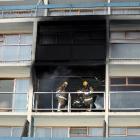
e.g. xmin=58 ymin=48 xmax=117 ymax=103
xmin=33 ymin=92 xmax=105 ymax=112
xmin=0 ymin=92 xmax=27 ymax=112
xmin=0 ymin=2 xmax=140 ymax=18
xmin=109 ymin=91 xmax=140 ymax=111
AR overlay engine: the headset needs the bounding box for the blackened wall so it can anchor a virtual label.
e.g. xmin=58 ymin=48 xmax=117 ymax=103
xmin=35 ymin=16 xmax=106 ymax=65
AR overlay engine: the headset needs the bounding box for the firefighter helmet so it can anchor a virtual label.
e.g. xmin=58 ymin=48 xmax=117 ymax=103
xmin=83 ymin=80 xmax=88 ymax=86
xmin=64 ymin=81 xmax=68 ymax=86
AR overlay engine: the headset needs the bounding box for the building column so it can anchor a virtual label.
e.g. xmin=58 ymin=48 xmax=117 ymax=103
xmin=105 ymin=16 xmax=110 ymax=137
xmin=27 ymin=19 xmax=38 ymax=137
xmin=44 ymin=0 xmax=49 ymax=16
xmin=108 ymin=0 xmax=111 ymax=15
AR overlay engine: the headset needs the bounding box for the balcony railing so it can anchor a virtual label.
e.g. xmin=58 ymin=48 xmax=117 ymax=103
xmin=0 ymin=2 xmax=140 ymax=18
xmin=33 ymin=92 xmax=105 ymax=112
xmin=0 ymin=92 xmax=27 ymax=112
xmin=110 ymin=91 xmax=140 ymax=111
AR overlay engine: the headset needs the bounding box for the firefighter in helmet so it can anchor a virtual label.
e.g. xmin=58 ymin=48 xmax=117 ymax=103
xmin=82 ymin=80 xmax=93 ymax=112
xmin=56 ymin=81 xmax=68 ymax=112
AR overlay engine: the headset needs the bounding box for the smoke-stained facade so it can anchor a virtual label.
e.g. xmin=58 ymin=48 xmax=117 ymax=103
xmin=1 ymin=0 xmax=140 ymax=139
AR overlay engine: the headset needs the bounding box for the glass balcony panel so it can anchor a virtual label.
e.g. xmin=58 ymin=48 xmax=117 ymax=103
xmin=88 ymin=128 xmax=103 ymax=136
xmin=3 ymin=45 xmax=18 ymax=61
xmin=0 ymin=127 xmax=11 ymax=137
xmin=52 ymin=128 xmax=68 ymax=138
xmin=110 ymin=92 xmax=140 ymax=109
xmin=12 ymin=127 xmax=22 ymax=137
xmin=34 ymin=127 xmax=51 ymax=138
xmin=20 ymin=34 xmax=32 ymax=45
xmin=19 ymin=45 xmax=32 ymax=61
xmin=35 ymin=93 xmax=53 ymax=112
xmin=109 ymin=128 xmax=126 ymax=136
xmin=127 ymin=128 xmax=140 ymax=136
xmin=0 ymin=80 xmax=14 ymax=92
xmin=0 ymin=93 xmax=13 ymax=111
xmin=13 ymin=79 xmax=29 ymax=112
xmin=5 ymin=35 xmax=19 ymax=45
xmin=110 ymin=44 xmax=140 ymax=59
xmin=34 ymin=92 xmax=105 ymax=112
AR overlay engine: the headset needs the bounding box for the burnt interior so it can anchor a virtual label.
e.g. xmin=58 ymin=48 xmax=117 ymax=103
xmin=34 ymin=16 xmax=106 ymax=111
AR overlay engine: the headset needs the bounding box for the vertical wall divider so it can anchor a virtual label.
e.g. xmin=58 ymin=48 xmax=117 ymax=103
xmin=105 ymin=15 xmax=110 ymax=138
xmin=43 ymin=0 xmax=49 ymax=16
xmin=108 ymin=0 xmax=111 ymax=15
xmin=27 ymin=19 xmax=38 ymax=137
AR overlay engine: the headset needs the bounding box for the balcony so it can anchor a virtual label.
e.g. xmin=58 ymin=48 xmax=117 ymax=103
xmin=33 ymin=92 xmax=105 ymax=112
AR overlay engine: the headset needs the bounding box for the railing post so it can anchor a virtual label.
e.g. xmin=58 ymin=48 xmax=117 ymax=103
xmin=68 ymin=92 xmax=71 ymax=112
xmin=52 ymin=92 xmax=54 ymax=112
xmin=105 ymin=16 xmax=110 ymax=138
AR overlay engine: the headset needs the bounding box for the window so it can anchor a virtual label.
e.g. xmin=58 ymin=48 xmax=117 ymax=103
xmin=89 ymin=128 xmax=103 ymax=136
xmin=20 ymin=34 xmax=32 ymax=44
xmin=34 ymin=127 xmax=68 ymax=138
xmin=0 ymin=127 xmax=11 ymax=137
xmin=109 ymin=127 xmax=140 ymax=137
xmin=70 ymin=127 xmax=103 ymax=137
xmin=128 ymin=77 xmax=140 ymax=85
xmin=0 ymin=79 xmax=13 ymax=111
xmin=110 ymin=44 xmax=140 ymax=59
xmin=110 ymin=77 xmax=140 ymax=109
xmin=0 ymin=79 xmax=29 ymax=112
xmin=70 ymin=127 xmax=87 ymax=137
xmin=111 ymin=31 xmax=140 ymax=40
xmin=0 ymin=34 xmax=32 ymax=62
xmin=13 ymin=79 xmax=29 ymax=112
xmin=0 ymin=127 xmax=22 ymax=137
xmin=127 ymin=128 xmax=140 ymax=136
xmin=34 ymin=127 xmax=103 ymax=138
xmin=110 ymin=77 xmax=126 ymax=85
xmin=52 ymin=128 xmax=68 ymax=138
xmin=12 ymin=127 xmax=22 ymax=137
xmin=34 ymin=127 xmax=51 ymax=138
xmin=109 ymin=128 xmax=126 ymax=136
xmin=111 ymin=32 xmax=125 ymax=40
xmin=5 ymin=35 xmax=19 ymax=45
xmin=110 ymin=77 xmax=140 ymax=91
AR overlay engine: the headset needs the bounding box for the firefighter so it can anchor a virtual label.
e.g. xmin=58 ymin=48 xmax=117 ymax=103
xmin=81 ymin=80 xmax=93 ymax=112
xmin=56 ymin=81 xmax=68 ymax=112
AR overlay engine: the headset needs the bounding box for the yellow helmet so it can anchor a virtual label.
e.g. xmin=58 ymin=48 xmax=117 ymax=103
xmin=83 ymin=80 xmax=88 ymax=86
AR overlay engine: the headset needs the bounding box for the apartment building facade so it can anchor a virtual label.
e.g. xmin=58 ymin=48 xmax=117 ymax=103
xmin=0 ymin=0 xmax=140 ymax=139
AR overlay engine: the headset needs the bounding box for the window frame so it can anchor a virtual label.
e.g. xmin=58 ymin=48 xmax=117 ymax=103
xmin=0 ymin=33 xmax=32 ymax=62
xmin=0 ymin=78 xmax=29 ymax=112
